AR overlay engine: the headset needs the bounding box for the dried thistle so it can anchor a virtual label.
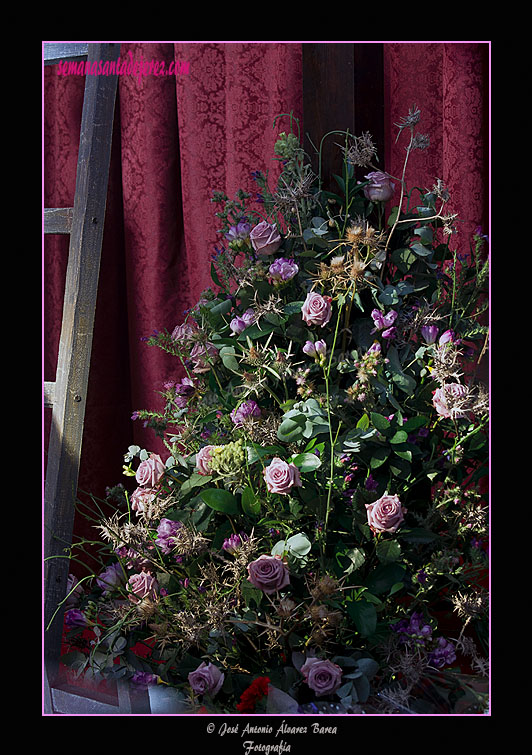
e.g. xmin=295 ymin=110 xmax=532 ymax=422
xmin=341 ymin=131 xmax=377 ymax=168
xmin=430 ymin=342 xmax=464 ymax=384
xmin=395 ymin=105 xmax=421 ymax=139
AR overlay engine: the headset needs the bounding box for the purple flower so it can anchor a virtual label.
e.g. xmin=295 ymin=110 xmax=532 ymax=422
xmin=370 ymin=308 xmax=398 ymax=335
xmin=268 ymin=257 xmax=299 ymax=283
xmin=421 ymin=325 xmax=439 ymax=344
xmin=131 ymin=672 xmax=157 ymax=688
xmin=230 ymin=399 xmax=261 ymax=427
xmin=365 ymin=474 xmax=378 ymax=492
xmin=302 ymin=339 xmax=327 ymax=363
xmin=188 ymin=662 xmax=225 ymax=697
xmin=225 ymin=221 xmax=251 ymax=242
xmin=247 ymin=554 xmax=290 ymax=594
xmin=363 ymin=171 xmax=395 ymax=202
xmin=230 ymin=308 xmax=256 ymax=335
xmin=223 ymin=532 xmax=248 ymax=554
xmin=428 ymin=637 xmax=457 ymax=668
xmin=64 ymin=609 xmax=88 ymax=629
xmin=392 ymin=612 xmax=433 ymax=647
xmin=155 ymin=518 xmax=183 ymax=555
xmin=439 ymin=329 xmax=457 ymax=346
xmin=96 ymin=562 xmax=126 ymax=594
xmin=300 ymin=657 xmax=343 ymax=697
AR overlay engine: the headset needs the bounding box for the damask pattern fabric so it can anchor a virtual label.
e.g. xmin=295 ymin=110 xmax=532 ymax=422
xmin=383 ymin=42 xmax=489 ymax=246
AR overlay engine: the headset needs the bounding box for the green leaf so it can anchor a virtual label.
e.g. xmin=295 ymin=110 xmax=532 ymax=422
xmin=357 ymin=413 xmax=370 ymax=431
xmin=376 ymin=539 xmax=402 ymax=563
xmin=290 ymin=452 xmax=322 ymax=472
xmin=347 ymin=599 xmax=377 ymax=637
xmin=286 ymin=533 xmax=312 ymax=556
xmin=198 ymin=488 xmax=240 ymax=515
xmin=277 ymin=414 xmax=306 ymax=442
xmin=399 ymin=527 xmax=439 ymax=544
xmin=410 ymin=242 xmax=433 ymax=257
xmin=364 ymin=563 xmax=405 ymax=595
xmin=283 ymin=301 xmax=304 ymax=315
xmin=240 ymin=579 xmax=263 ymax=608
xmin=179 ymin=472 xmax=212 ymax=496
xmin=370 ymin=446 xmax=390 ymax=469
xmin=370 ymin=412 xmax=391 ymax=432
xmin=402 ymin=415 xmax=429 ymax=432
xmin=389 ymin=430 xmax=408 ymax=444
xmin=241 ymin=486 xmax=261 ymax=517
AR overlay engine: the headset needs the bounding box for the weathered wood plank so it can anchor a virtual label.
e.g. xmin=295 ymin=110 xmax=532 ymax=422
xmin=43 ymin=43 xmax=89 ymax=65
xmin=44 ymin=381 xmax=55 ymax=408
xmin=302 ymin=43 xmax=386 ymax=189
xmin=44 ymin=207 xmax=73 ymax=235
xmin=43 ymin=42 xmax=121 ymax=684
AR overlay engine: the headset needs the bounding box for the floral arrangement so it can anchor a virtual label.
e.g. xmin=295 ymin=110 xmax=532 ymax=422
xmin=58 ymin=108 xmax=489 ymax=715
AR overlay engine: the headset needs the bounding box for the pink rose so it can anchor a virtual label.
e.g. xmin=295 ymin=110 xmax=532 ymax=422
xmin=263 ymin=457 xmax=302 ymax=495
xmin=127 ymin=572 xmax=159 ymax=604
xmin=135 ymin=453 xmax=166 ymax=488
xmin=196 ymin=445 xmax=215 ymax=475
xmin=432 ymin=383 xmax=468 ymax=419
xmin=247 ymin=554 xmax=290 ymax=594
xmin=188 ymin=662 xmax=225 ymax=697
xmin=249 ymin=220 xmax=282 ymax=255
xmin=363 ymin=171 xmax=395 ymax=202
xmin=130 ymin=486 xmax=157 ymax=514
xmin=301 ymin=292 xmax=332 ymax=328
xmin=300 ymin=657 xmax=343 ymax=697
xmin=365 ymin=492 xmax=406 ymax=534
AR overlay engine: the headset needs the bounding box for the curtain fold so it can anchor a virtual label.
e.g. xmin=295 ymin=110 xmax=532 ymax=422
xmin=383 ymin=42 xmax=489 ymax=246
xmin=43 ymin=42 xmax=487 ymax=575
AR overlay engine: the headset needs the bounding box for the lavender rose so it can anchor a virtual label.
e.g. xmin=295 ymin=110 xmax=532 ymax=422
xmin=97 ymin=562 xmax=126 ymax=594
xmin=136 ymin=453 xmax=166 ymax=488
xmin=196 ymin=445 xmax=215 ymax=475
xmin=247 ymin=554 xmax=290 ymax=594
xmin=249 ymin=220 xmax=282 ymax=255
xmin=127 ymin=572 xmax=159 ymax=604
xmin=301 ymin=292 xmax=332 ymax=328
xmin=300 ymin=657 xmax=343 ymax=697
xmin=365 ymin=492 xmax=406 ymax=534
xmin=263 ymin=457 xmax=302 ymax=495
xmin=363 ymin=171 xmax=395 ymax=202
xmin=188 ymin=662 xmax=225 ymax=697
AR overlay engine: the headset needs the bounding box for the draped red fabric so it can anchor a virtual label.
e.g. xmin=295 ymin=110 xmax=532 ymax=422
xmin=43 ymin=42 xmax=488 ymax=577
xmin=383 ymin=42 xmax=489 ymax=248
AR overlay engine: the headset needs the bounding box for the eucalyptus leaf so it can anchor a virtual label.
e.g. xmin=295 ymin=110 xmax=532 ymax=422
xmin=199 ymin=488 xmax=240 ymax=515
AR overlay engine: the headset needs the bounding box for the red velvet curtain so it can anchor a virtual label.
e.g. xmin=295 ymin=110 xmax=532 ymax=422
xmin=43 ymin=42 xmax=488 ymax=575
xmin=383 ymin=42 xmax=489 ymax=246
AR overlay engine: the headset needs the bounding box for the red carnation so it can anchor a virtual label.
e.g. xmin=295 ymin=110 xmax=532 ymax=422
xmin=236 ymin=676 xmax=270 ymax=713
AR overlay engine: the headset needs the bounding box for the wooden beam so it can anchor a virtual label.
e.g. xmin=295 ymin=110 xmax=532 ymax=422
xmin=44 ymin=207 xmax=73 ymax=235
xmin=302 ymin=43 xmax=385 ymax=190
